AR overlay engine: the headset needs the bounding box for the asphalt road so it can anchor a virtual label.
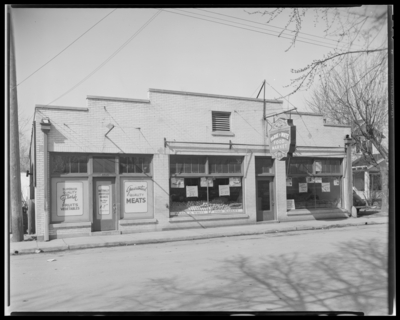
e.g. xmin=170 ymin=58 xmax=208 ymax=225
xmin=8 ymin=224 xmax=388 ymax=314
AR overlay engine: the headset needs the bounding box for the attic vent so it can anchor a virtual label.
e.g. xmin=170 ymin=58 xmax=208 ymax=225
xmin=212 ymin=111 xmax=231 ymax=132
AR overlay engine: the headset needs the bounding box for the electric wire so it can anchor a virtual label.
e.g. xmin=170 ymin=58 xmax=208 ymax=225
xmin=162 ymin=9 xmax=350 ymax=51
xmin=45 ymin=10 xmax=161 ymax=107
xmin=15 ymin=9 xmax=118 ymax=88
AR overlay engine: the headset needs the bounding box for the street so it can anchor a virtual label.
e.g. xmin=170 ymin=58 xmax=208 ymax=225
xmin=9 ymin=224 xmax=388 ymax=314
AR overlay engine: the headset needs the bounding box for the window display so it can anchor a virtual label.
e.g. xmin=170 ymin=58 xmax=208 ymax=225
xmin=286 ymin=158 xmax=342 ymax=210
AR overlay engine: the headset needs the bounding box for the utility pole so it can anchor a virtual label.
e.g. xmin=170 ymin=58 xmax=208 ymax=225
xmin=9 ymin=6 xmax=24 ymax=242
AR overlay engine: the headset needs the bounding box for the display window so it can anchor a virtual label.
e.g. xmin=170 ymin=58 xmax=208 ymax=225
xmin=286 ymin=158 xmax=342 ymax=210
xmin=170 ymin=156 xmax=244 ymax=215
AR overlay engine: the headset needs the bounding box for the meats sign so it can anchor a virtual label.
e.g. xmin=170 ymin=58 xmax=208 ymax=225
xmin=269 ymin=118 xmax=296 ymax=160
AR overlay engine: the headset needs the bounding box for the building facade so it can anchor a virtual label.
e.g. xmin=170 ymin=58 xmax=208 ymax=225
xmin=29 ymin=88 xmax=352 ymax=241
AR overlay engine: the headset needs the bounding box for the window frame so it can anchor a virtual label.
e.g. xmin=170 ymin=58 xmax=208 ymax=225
xmin=211 ymin=111 xmax=231 ymax=133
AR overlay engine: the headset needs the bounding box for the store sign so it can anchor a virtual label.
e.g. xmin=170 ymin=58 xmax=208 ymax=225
xmin=219 ymin=185 xmax=230 ymax=196
xmin=269 ymin=118 xmax=296 ymax=160
xmin=56 ymin=182 xmax=83 ymax=216
xmin=186 ymin=186 xmax=198 ymax=197
xmin=98 ymin=185 xmax=110 ymax=215
xmin=125 ymin=181 xmax=148 ymax=213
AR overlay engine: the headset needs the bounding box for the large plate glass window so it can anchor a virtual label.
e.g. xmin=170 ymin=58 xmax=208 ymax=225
xmin=286 ymin=158 xmax=342 ymax=210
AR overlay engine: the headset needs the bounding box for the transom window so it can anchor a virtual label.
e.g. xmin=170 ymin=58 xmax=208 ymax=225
xmin=119 ymin=156 xmax=151 ymax=174
xmin=51 ymin=154 xmax=88 ymax=174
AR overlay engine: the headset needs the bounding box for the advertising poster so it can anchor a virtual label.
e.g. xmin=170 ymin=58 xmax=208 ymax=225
xmin=186 ymin=185 xmax=198 ymax=197
xmin=286 ymin=178 xmax=292 ymax=187
xmin=56 ymin=182 xmax=83 ymax=216
xmin=322 ymin=182 xmax=331 ymax=192
xmin=229 ymin=177 xmax=241 ymax=187
xmin=200 ymin=177 xmax=213 ymax=187
xmin=334 ymin=179 xmax=340 ymax=186
xmin=287 ymin=199 xmax=295 ymax=210
xmin=171 ymin=177 xmax=184 ymax=188
xmin=125 ymin=181 xmax=148 ymax=213
xmin=299 ymin=183 xmax=308 ymax=193
xmin=98 ymin=185 xmax=110 ymax=215
xmin=219 ymin=185 xmax=230 ymax=196
xmin=314 ymin=177 xmax=322 ymax=183
xmin=306 ymin=176 xmax=315 ymax=183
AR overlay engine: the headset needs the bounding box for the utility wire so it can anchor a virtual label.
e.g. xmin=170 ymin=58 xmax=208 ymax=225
xmin=198 ymin=8 xmax=361 ymax=47
xmin=162 ymin=9 xmax=349 ymax=51
xmin=45 ymin=10 xmax=161 ymax=107
xmin=15 ymin=9 xmax=117 ymax=88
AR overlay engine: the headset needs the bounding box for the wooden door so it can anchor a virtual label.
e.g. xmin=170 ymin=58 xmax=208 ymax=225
xmin=256 ymin=178 xmax=275 ymax=221
xmin=93 ymin=178 xmax=116 ymax=231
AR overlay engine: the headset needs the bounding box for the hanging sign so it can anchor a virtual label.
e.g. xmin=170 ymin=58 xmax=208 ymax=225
xmin=56 ymin=182 xmax=83 ymax=216
xmin=219 ymin=185 xmax=230 ymax=196
xmin=268 ymin=118 xmax=296 ymax=160
xmin=287 ymin=199 xmax=296 ymax=210
xmin=322 ymin=182 xmax=331 ymax=192
xmin=200 ymin=177 xmax=214 ymax=187
xmin=125 ymin=181 xmax=148 ymax=213
xmin=171 ymin=177 xmax=184 ymax=188
xmin=98 ymin=185 xmax=110 ymax=215
xmin=286 ymin=178 xmax=292 ymax=187
xmin=186 ymin=186 xmax=198 ymax=197
xmin=229 ymin=177 xmax=241 ymax=187
xmin=314 ymin=177 xmax=322 ymax=183
xmin=299 ymin=183 xmax=308 ymax=193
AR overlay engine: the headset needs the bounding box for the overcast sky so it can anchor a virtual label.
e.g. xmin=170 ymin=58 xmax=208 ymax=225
xmin=10 ymin=5 xmax=387 ymax=136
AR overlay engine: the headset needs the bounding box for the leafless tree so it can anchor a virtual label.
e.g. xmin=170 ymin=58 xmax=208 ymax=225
xmin=18 ymin=114 xmax=31 ymax=172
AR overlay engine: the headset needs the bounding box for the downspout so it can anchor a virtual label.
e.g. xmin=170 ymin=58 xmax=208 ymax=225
xmin=40 ymin=118 xmax=51 ymax=241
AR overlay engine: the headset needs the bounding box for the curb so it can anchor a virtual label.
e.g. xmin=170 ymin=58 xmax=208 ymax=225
xmin=10 ymin=219 xmax=387 ymax=256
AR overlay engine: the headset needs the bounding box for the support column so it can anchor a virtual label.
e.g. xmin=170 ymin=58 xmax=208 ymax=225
xmin=344 ymin=135 xmax=354 ymax=217
xmin=40 ymin=118 xmax=51 ymax=241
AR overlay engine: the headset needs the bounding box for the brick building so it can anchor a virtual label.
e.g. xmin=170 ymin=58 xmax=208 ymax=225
xmin=29 ymin=88 xmax=353 ymax=241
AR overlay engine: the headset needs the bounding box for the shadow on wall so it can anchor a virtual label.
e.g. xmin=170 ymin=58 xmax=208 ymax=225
xmin=138 ymin=237 xmax=388 ymax=314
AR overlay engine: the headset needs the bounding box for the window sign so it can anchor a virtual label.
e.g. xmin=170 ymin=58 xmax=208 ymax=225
xmin=322 ymin=182 xmax=331 ymax=192
xmin=306 ymin=177 xmax=315 ymax=183
xmin=229 ymin=177 xmax=241 ymax=187
xmin=314 ymin=177 xmax=322 ymax=183
xmin=56 ymin=182 xmax=83 ymax=216
xmin=299 ymin=183 xmax=308 ymax=193
xmin=171 ymin=177 xmax=184 ymax=188
xmin=287 ymin=199 xmax=295 ymax=210
xmin=315 ymin=161 xmax=322 ymax=173
xmin=125 ymin=181 xmax=148 ymax=213
xmin=334 ymin=179 xmax=340 ymax=186
xmin=219 ymin=185 xmax=230 ymax=196
xmin=286 ymin=178 xmax=292 ymax=187
xmin=98 ymin=185 xmax=110 ymax=215
xmin=186 ymin=185 xmax=198 ymax=197
xmin=200 ymin=177 xmax=213 ymax=187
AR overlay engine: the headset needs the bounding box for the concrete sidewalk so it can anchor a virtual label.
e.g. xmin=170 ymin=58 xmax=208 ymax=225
xmin=9 ymin=216 xmax=388 ymax=255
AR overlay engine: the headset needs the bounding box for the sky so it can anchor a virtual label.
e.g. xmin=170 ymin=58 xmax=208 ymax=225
xmin=9 ymin=5 xmax=388 ymax=137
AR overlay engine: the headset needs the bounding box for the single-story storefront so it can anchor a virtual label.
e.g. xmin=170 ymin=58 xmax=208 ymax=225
xmin=28 ymin=88 xmax=353 ymax=241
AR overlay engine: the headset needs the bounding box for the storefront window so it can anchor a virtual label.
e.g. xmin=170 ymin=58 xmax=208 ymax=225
xmin=286 ymin=158 xmax=342 ymax=210
xmin=170 ymin=156 xmax=244 ymax=215
xmin=119 ymin=156 xmax=151 ymax=174
xmin=51 ymin=154 xmax=88 ymax=174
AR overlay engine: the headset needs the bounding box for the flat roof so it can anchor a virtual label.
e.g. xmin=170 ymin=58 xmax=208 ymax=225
xmin=86 ymin=95 xmax=150 ymax=103
xmin=148 ymin=88 xmax=283 ymax=104
xmin=35 ymin=105 xmax=88 ymax=111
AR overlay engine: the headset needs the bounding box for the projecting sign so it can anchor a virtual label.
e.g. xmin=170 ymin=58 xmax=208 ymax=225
xmin=56 ymin=182 xmax=83 ymax=216
xmin=268 ymin=118 xmax=296 ymax=160
xmin=125 ymin=181 xmax=148 ymax=213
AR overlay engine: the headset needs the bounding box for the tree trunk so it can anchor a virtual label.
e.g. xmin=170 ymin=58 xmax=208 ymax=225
xmin=27 ymin=199 xmax=35 ymax=235
xmin=379 ymin=161 xmax=388 ymax=213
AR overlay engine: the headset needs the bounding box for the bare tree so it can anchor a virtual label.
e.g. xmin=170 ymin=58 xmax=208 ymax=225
xmin=19 ymin=114 xmax=31 ymax=172
xmin=246 ymin=5 xmax=388 ymax=97
xmin=307 ymin=53 xmax=388 ymax=212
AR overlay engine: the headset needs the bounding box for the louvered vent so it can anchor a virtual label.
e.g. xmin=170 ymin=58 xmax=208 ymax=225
xmin=212 ymin=111 xmax=231 ymax=132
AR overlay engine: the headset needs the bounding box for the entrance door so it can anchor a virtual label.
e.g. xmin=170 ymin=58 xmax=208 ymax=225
xmin=256 ymin=178 xmax=275 ymax=221
xmin=93 ymin=178 xmax=116 ymax=231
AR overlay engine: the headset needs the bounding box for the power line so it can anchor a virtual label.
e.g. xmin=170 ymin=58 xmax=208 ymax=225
xmin=45 ymin=10 xmax=161 ymax=106
xmin=197 ymin=8 xmax=360 ymax=47
xmin=15 ymin=9 xmax=117 ymax=88
xmin=162 ymin=9 xmax=349 ymax=51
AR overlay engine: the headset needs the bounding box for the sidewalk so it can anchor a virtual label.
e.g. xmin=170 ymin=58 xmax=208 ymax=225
xmin=9 ymin=215 xmax=388 ymax=255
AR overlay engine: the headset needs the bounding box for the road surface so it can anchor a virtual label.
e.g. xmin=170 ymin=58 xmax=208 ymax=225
xmin=9 ymin=224 xmax=388 ymax=314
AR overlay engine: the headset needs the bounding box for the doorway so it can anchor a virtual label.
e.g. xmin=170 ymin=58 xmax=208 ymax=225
xmin=93 ymin=178 xmax=116 ymax=231
xmin=256 ymin=177 xmax=275 ymax=221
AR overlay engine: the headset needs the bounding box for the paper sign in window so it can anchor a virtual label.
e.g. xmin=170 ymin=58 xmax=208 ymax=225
xmin=322 ymin=182 xmax=331 ymax=192
xmin=125 ymin=181 xmax=148 ymax=213
xmin=229 ymin=177 xmax=241 ymax=187
xmin=287 ymin=199 xmax=295 ymax=210
xmin=286 ymin=178 xmax=292 ymax=187
xmin=200 ymin=177 xmax=213 ymax=187
xmin=299 ymin=183 xmax=308 ymax=193
xmin=334 ymin=179 xmax=340 ymax=186
xmin=98 ymin=185 xmax=110 ymax=215
xmin=306 ymin=177 xmax=315 ymax=183
xmin=186 ymin=186 xmax=198 ymax=198
xmin=315 ymin=161 xmax=322 ymax=173
xmin=219 ymin=185 xmax=230 ymax=196
xmin=56 ymin=182 xmax=83 ymax=216
xmin=171 ymin=178 xmax=184 ymax=188
xmin=314 ymin=177 xmax=322 ymax=183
